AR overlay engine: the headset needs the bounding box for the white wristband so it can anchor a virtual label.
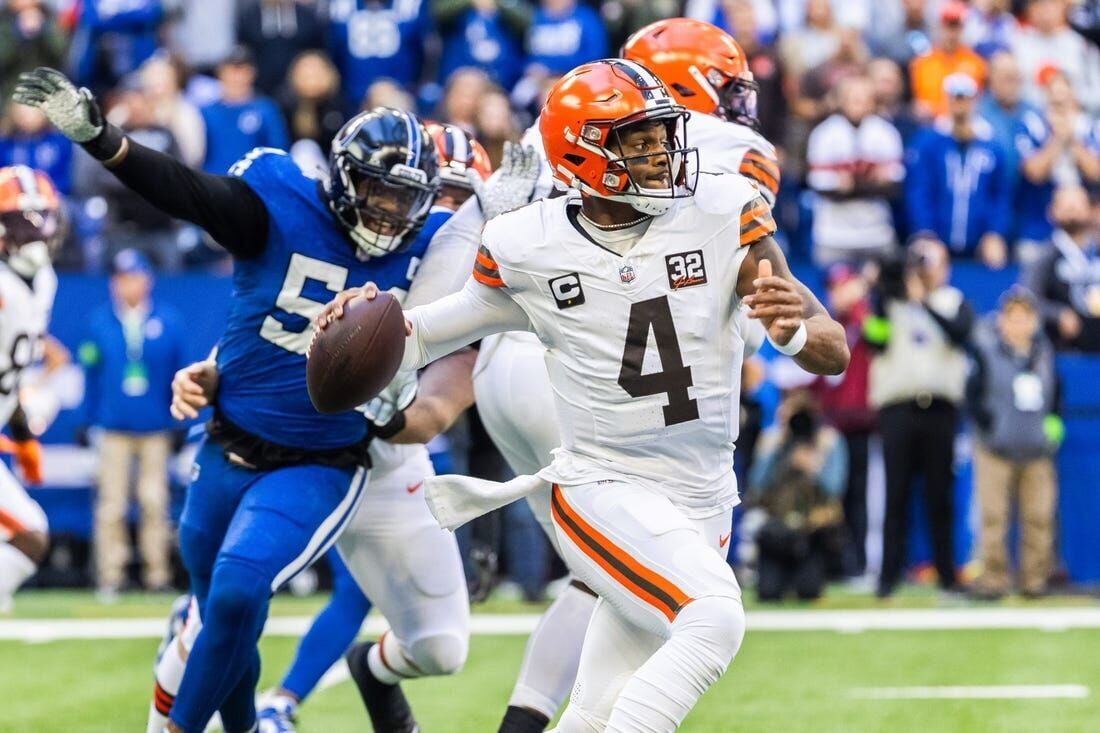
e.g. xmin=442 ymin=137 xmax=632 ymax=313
xmin=768 ymin=321 xmax=808 ymax=356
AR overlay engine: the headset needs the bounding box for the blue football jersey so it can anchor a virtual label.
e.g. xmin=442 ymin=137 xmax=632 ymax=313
xmin=214 ymin=148 xmax=450 ymax=450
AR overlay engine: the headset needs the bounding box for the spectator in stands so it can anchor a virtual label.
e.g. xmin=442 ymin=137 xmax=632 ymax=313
xmin=604 ymin=0 xmax=682 ymax=51
xmin=1024 ymin=185 xmax=1100 ymax=352
xmin=168 ymin=0 xmax=237 ymax=75
xmin=326 ymin=0 xmax=433 ymax=112
xmin=474 ymin=88 xmax=519 ymax=167
xmin=518 ymin=0 xmax=608 ymax=105
xmin=278 ymin=51 xmax=344 ymax=154
xmin=200 ymin=46 xmax=289 ymax=175
xmin=434 ymin=0 xmax=528 ymax=90
xmin=140 ymin=56 xmax=205 ymax=169
xmin=1015 ymin=69 xmax=1100 ymax=254
xmin=777 ymin=0 xmax=841 ymax=84
xmin=865 ymin=238 xmax=973 ymax=598
xmin=867 ymin=0 xmax=934 ymax=68
xmin=237 ymin=0 xmax=326 ymax=96
xmin=79 ymin=249 xmax=186 ymax=599
xmin=70 ymin=0 xmax=164 ymax=93
xmin=909 ymin=1 xmax=986 ymax=120
xmin=749 ymin=388 xmax=847 ymax=602
xmin=0 ymin=103 xmax=73 ymax=194
xmin=438 ymin=67 xmax=490 ymax=132
xmin=78 ymin=87 xmax=184 ymax=269
xmin=1012 ymin=0 xmax=1100 ymax=115
xmin=968 ymin=286 xmax=1062 ymax=599
xmin=727 ymin=0 xmax=787 ymax=147
xmin=869 ymin=57 xmax=919 ymax=146
xmin=811 ymin=265 xmax=877 ymax=577
xmin=979 ymin=51 xmax=1034 ymax=243
xmin=0 ymin=0 xmax=67 ymax=113
xmin=906 ymin=73 xmax=1011 ymax=268
xmin=806 ymin=74 xmax=904 ymax=266
xmin=362 ymin=77 xmax=416 ymax=112
xmin=962 ymin=0 xmax=1019 ymax=58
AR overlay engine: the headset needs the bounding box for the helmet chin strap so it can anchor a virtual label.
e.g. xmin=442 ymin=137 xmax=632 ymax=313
xmin=6 ymin=241 xmax=50 ymax=278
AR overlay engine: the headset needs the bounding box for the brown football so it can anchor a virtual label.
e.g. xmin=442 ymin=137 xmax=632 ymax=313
xmin=307 ymin=292 xmax=406 ymax=414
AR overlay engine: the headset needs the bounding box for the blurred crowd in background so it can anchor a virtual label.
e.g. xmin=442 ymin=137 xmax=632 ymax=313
xmin=5 ymin=0 xmax=1100 ymax=604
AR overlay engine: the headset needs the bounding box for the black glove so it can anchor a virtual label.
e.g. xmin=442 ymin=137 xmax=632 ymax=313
xmin=12 ymin=67 xmax=126 ymax=162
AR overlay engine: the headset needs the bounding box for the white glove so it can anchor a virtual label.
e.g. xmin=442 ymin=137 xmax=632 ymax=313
xmin=360 ymin=369 xmax=418 ymax=428
xmin=12 ymin=67 xmax=104 ymax=143
xmin=467 ymin=141 xmax=542 ymax=221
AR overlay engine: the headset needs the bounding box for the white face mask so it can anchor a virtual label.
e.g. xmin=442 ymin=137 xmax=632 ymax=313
xmin=6 ymin=241 xmax=51 ymax=278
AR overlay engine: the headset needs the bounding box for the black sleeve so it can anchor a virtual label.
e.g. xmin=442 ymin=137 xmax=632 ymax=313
xmin=106 ymin=136 xmax=269 ymax=259
xmin=924 ymin=298 xmax=975 ymax=346
xmin=965 ymin=350 xmax=991 ymax=429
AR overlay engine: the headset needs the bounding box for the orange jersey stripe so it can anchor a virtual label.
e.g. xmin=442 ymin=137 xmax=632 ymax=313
xmin=476 ymin=251 xmax=499 ymax=272
xmin=550 ymin=485 xmax=691 ymax=621
xmin=741 ymin=222 xmax=776 ymax=246
xmin=473 ymin=269 xmax=505 ymax=288
xmin=740 ymin=158 xmax=780 ymax=196
xmin=0 ymin=508 xmax=28 ymax=536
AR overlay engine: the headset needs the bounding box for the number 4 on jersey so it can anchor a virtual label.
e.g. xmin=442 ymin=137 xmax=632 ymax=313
xmin=617 ymin=295 xmax=699 ymax=426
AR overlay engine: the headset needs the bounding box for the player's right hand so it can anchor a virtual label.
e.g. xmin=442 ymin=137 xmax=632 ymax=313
xmin=170 ymin=360 xmax=220 ymax=421
xmin=11 ymin=67 xmax=104 ymax=144
xmin=314 ymin=284 xmax=379 ymax=331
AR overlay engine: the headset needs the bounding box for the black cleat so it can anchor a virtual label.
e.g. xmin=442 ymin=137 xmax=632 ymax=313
xmin=498 ymin=705 xmax=551 ymax=733
xmin=346 ymin=641 xmax=419 ymax=733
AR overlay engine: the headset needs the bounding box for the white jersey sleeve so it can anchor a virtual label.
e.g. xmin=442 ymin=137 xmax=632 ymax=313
xmin=401 ymin=198 xmax=484 ymax=310
xmin=689 ymin=112 xmax=780 ymax=206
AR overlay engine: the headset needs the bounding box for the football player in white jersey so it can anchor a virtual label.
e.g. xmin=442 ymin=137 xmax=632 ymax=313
xmin=428 ymin=19 xmax=782 ymax=731
xmin=319 ymin=60 xmax=848 ymax=731
xmin=0 ymin=165 xmax=62 ymax=613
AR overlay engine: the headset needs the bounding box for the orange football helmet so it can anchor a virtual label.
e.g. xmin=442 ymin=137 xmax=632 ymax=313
xmin=426 ymin=122 xmax=492 ymax=190
xmin=539 ymin=59 xmax=697 ymax=215
xmin=0 ymin=165 xmax=62 ymax=277
xmin=622 ymin=18 xmax=759 ymax=129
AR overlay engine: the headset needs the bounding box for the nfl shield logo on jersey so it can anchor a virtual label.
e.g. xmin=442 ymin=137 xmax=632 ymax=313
xmin=619 ymin=264 xmax=636 ymax=284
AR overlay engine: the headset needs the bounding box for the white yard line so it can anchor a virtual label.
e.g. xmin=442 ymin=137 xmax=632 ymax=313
xmin=848 ymin=685 xmax=1090 ymax=700
xmin=4 ymin=607 xmax=1100 ymax=642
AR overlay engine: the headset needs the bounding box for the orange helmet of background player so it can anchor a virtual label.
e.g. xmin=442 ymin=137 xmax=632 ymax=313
xmin=539 ymin=59 xmax=697 ymax=215
xmin=426 ymin=122 xmax=492 ymax=190
xmin=0 ymin=165 xmax=63 ymax=277
xmin=622 ymin=18 xmax=759 ymax=129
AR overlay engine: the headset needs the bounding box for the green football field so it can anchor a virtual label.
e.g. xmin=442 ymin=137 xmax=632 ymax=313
xmin=3 ymin=591 xmax=1099 ymax=733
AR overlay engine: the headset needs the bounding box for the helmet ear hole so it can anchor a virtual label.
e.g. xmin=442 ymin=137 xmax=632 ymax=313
xmin=563 ymin=153 xmax=586 ymax=166
xmin=671 ymin=82 xmax=696 ymax=97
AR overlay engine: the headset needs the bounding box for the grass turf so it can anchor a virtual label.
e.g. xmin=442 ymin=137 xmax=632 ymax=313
xmin=4 ymin=594 xmax=1100 ymax=732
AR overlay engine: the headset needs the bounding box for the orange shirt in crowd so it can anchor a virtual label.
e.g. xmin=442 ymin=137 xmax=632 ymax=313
xmin=909 ymin=46 xmax=987 ymax=117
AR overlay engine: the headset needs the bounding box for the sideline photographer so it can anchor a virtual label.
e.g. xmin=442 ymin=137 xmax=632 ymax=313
xmin=748 ymin=390 xmax=847 ymax=602
xmin=865 ymin=238 xmax=974 ymax=598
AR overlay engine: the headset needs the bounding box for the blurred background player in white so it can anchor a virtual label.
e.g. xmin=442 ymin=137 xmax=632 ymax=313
xmin=319 ymin=59 xmax=848 ymax=732
xmin=0 ymin=165 xmax=62 ymax=613
xmin=433 ymin=20 xmax=781 ymax=731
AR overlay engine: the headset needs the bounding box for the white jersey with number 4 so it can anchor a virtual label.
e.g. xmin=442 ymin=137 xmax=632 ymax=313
xmin=0 ymin=263 xmax=54 ymax=429
xmin=403 ymin=172 xmax=777 ymax=516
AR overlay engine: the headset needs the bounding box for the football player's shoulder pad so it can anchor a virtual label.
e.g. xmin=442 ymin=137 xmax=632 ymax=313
xmin=693 ymin=171 xmax=761 ymax=217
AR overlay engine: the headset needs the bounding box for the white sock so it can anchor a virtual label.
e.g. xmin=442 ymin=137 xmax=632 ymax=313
xmin=146 ymin=598 xmax=201 ymax=733
xmin=605 ymin=596 xmax=745 ymax=732
xmin=0 ymin=543 xmax=36 ymax=612
xmin=509 ymin=582 xmax=598 ymax=719
xmin=367 ymin=631 xmax=421 ymax=684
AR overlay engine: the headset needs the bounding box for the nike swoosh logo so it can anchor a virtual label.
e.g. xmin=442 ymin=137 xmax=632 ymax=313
xmin=719 ymin=533 xmax=731 ymax=548
xmin=406 ymin=481 xmax=424 ymax=494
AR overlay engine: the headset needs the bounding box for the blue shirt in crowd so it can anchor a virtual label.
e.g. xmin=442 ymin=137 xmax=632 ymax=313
xmin=79 ymin=300 xmax=186 ymax=434
xmin=525 ymin=1 xmax=607 ymax=76
xmin=905 ymin=118 xmax=1012 ymax=257
xmin=0 ymin=131 xmax=73 ymax=194
xmin=1014 ymin=109 xmax=1100 ymax=243
xmin=70 ymin=0 xmax=163 ymax=91
xmin=439 ymin=9 xmax=524 ymax=89
xmin=327 ymin=0 xmax=433 ymax=111
xmin=200 ymin=97 xmax=290 ymax=174
xmin=977 ymin=94 xmax=1037 ymax=241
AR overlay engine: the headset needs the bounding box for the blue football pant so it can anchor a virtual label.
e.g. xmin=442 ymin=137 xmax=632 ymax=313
xmin=279 ymin=548 xmax=371 ymax=701
xmin=171 ymin=440 xmax=367 ymax=733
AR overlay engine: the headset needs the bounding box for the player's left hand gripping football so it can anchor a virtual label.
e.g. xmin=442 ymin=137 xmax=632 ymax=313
xmin=743 ymin=259 xmax=804 ymax=347
xmin=12 ymin=67 xmax=124 ymax=161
